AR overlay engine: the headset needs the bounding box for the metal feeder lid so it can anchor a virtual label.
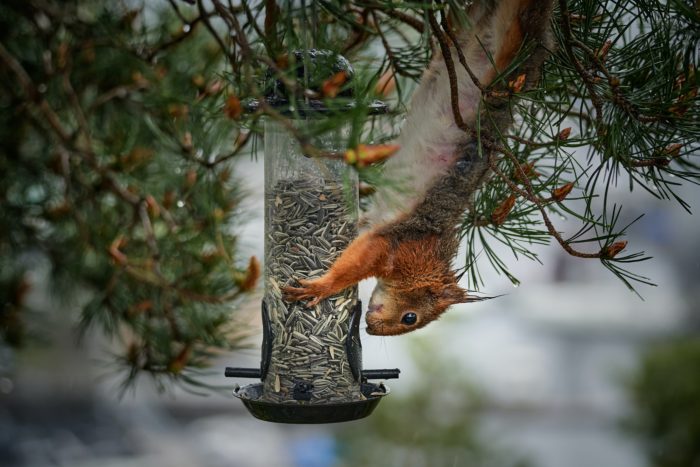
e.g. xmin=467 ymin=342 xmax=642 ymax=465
xmin=233 ymin=381 xmax=390 ymax=424
xmin=243 ymin=49 xmax=388 ymax=117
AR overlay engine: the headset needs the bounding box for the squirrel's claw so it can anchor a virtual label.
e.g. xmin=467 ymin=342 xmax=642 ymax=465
xmin=282 ymin=279 xmax=327 ymax=307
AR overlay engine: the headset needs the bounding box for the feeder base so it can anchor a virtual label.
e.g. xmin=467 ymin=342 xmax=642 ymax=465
xmin=233 ymin=382 xmax=389 ymax=424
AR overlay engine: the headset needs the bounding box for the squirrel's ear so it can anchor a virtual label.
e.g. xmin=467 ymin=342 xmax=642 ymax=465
xmin=440 ymin=283 xmax=469 ymax=304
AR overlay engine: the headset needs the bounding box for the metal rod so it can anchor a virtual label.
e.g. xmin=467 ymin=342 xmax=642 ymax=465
xmin=362 ymin=369 xmax=401 ymax=380
xmin=225 ymin=367 xmax=262 ymax=378
xmin=225 ymin=367 xmax=400 ymax=380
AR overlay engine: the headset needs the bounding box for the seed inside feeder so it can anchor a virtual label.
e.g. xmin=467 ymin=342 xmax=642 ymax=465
xmin=263 ymin=177 xmax=361 ymax=403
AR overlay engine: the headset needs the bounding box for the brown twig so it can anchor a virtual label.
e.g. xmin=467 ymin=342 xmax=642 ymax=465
xmin=139 ymin=201 xmax=161 ymax=260
xmin=427 ymin=10 xmax=470 ymax=132
xmin=264 ymin=0 xmax=282 ymax=52
xmin=241 ymin=0 xmax=274 ymax=58
xmin=341 ymin=8 xmax=371 ymax=54
xmin=627 ymin=144 xmax=682 ymax=167
xmin=183 ymin=131 xmax=253 ymax=168
xmin=145 ymin=15 xmax=209 ymax=62
xmin=0 ymin=42 xmax=141 ymax=206
xmin=489 ymin=155 xmax=601 ymax=259
xmin=62 ymin=66 xmax=92 ymax=146
xmin=88 ymin=82 xmax=149 ymax=113
xmin=439 ymin=7 xmax=485 ymax=92
xmin=361 ymin=1 xmax=425 ymax=34
xmin=167 ymin=0 xmax=189 ymax=23
xmin=506 ymin=134 xmax=551 ymax=148
xmin=557 ymin=0 xmax=605 ymax=131
xmin=372 ymin=11 xmax=420 ymax=80
xmin=628 ymin=158 xmax=669 ymax=168
xmin=197 ymin=0 xmax=236 ymax=64
xmin=0 ymin=42 xmax=72 ymax=142
xmin=569 ymin=36 xmax=659 ymax=124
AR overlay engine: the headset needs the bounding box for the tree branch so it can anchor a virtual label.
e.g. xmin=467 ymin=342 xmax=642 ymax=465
xmin=361 ymin=1 xmax=425 ymax=34
xmin=557 ymin=0 xmax=605 ymax=131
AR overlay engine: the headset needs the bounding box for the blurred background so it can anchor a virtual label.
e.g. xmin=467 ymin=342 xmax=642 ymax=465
xmin=2 ymin=1 xmax=699 ymax=466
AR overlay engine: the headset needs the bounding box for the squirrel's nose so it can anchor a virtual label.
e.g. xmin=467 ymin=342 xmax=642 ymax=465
xmin=367 ymin=303 xmax=384 ymax=314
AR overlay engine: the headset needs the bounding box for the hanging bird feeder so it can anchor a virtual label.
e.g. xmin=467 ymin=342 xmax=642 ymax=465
xmin=225 ymin=50 xmax=399 ymax=424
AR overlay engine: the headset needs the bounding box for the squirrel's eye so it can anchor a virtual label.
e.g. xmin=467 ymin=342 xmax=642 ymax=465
xmin=401 ymin=312 xmax=417 ymax=325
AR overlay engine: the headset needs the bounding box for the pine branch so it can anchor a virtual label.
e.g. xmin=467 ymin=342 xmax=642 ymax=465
xmin=360 ymin=1 xmax=426 ymax=34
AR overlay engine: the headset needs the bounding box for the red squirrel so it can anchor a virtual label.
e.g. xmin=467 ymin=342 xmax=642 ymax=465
xmin=284 ymin=0 xmax=554 ymax=335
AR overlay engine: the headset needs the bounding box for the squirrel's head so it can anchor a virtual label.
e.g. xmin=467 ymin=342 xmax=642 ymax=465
xmin=365 ymin=277 xmax=469 ymax=336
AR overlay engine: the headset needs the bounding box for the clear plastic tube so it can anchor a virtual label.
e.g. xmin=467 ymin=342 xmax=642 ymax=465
xmin=262 ymin=119 xmax=362 ymax=403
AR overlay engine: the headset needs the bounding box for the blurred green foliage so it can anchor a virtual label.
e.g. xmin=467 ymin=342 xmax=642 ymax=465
xmin=624 ymin=338 xmax=700 ymax=467
xmin=0 ymin=0 xmax=256 ymax=391
xmin=336 ymin=337 xmax=532 ymax=467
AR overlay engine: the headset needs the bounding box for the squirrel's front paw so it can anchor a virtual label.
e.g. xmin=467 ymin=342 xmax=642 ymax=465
xmin=282 ymin=279 xmax=329 ymax=307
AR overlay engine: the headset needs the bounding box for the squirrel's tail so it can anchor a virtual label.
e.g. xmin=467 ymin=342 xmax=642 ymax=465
xmin=367 ymin=0 xmax=554 ymax=229
xmin=457 ymin=0 xmax=555 ymax=86
xmin=430 ymin=0 xmax=555 ymax=126
xmin=377 ymin=0 xmax=555 ymax=238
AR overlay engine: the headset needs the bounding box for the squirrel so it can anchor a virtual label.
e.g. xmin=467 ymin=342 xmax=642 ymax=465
xmin=284 ymin=0 xmax=555 ymax=335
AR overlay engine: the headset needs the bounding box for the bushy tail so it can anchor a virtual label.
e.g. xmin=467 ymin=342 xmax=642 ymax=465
xmin=449 ymin=0 xmax=555 ymax=125
xmin=380 ymin=0 xmax=554 ymax=241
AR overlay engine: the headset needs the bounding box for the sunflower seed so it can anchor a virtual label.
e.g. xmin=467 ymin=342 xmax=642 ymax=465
xmin=261 ymin=177 xmax=361 ymax=404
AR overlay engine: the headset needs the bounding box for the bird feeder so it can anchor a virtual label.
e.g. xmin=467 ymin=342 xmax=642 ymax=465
xmin=225 ymin=50 xmax=399 ymax=424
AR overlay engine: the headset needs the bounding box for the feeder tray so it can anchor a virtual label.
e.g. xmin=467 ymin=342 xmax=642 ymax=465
xmin=225 ymin=301 xmax=400 ymax=424
xmin=232 ymin=380 xmax=390 ymax=424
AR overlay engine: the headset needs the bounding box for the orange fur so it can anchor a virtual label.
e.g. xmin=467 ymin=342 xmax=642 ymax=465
xmin=283 ymin=228 xmax=467 ymax=336
xmin=363 ymin=234 xmax=468 ymax=336
xmin=283 ymin=231 xmax=391 ymax=306
xmin=495 ymin=18 xmax=523 ymax=71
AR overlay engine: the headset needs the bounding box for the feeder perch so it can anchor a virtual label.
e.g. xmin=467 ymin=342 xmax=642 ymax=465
xmin=225 ymin=50 xmax=398 ymax=424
